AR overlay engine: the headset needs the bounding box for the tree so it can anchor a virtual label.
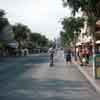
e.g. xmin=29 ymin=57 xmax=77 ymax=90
xmin=30 ymin=33 xmax=49 ymax=48
xmin=39 ymin=35 xmax=48 ymax=47
xmin=62 ymin=0 xmax=100 ymax=53
xmin=61 ymin=17 xmax=84 ymax=60
xmin=0 ymin=9 xmax=13 ymax=48
xmin=0 ymin=9 xmax=9 ymax=31
xmin=30 ymin=33 xmax=41 ymax=48
xmin=63 ymin=0 xmax=100 ymax=18
xmin=60 ymin=31 xmax=71 ymax=47
xmin=61 ymin=17 xmax=84 ymax=45
xmin=13 ymin=23 xmax=31 ymax=52
xmin=0 ymin=9 xmax=5 ymax=17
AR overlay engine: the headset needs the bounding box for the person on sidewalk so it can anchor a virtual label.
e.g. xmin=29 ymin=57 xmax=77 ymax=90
xmin=85 ymin=47 xmax=90 ymax=65
xmin=64 ymin=48 xmax=72 ymax=64
xmin=48 ymin=47 xmax=55 ymax=66
xmin=79 ymin=45 xmax=88 ymax=66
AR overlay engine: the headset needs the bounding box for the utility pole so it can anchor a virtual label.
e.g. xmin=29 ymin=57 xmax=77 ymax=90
xmin=74 ymin=31 xmax=77 ymax=61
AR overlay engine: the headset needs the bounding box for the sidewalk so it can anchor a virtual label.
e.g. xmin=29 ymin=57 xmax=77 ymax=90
xmin=74 ymin=60 xmax=100 ymax=94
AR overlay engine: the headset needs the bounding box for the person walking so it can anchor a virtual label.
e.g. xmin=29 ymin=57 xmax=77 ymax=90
xmin=85 ymin=47 xmax=90 ymax=65
xmin=64 ymin=48 xmax=72 ymax=64
xmin=48 ymin=47 xmax=55 ymax=66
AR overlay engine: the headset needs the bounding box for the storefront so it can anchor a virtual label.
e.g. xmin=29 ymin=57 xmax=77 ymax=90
xmin=93 ymin=20 xmax=100 ymax=79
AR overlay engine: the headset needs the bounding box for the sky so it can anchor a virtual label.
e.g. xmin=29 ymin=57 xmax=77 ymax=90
xmin=0 ymin=0 xmax=71 ymax=40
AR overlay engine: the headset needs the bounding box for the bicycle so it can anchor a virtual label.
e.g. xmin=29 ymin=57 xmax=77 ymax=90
xmin=49 ymin=53 xmax=54 ymax=66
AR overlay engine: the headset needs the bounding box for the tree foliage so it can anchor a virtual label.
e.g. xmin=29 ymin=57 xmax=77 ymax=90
xmin=13 ymin=23 xmax=31 ymax=42
xmin=30 ymin=33 xmax=49 ymax=48
xmin=0 ymin=9 xmax=9 ymax=32
xmin=0 ymin=9 xmax=50 ymax=51
xmin=12 ymin=23 xmax=32 ymax=50
xmin=62 ymin=0 xmax=100 ymax=34
xmin=0 ymin=9 xmax=13 ymax=45
xmin=60 ymin=31 xmax=70 ymax=47
xmin=61 ymin=17 xmax=84 ymax=46
xmin=63 ymin=0 xmax=100 ymax=17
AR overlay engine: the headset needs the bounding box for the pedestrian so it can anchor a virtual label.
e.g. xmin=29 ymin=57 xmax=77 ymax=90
xmin=64 ymin=48 xmax=72 ymax=64
xmin=48 ymin=47 xmax=55 ymax=66
xmin=85 ymin=47 xmax=90 ymax=65
xmin=81 ymin=46 xmax=87 ymax=66
xmin=79 ymin=46 xmax=83 ymax=66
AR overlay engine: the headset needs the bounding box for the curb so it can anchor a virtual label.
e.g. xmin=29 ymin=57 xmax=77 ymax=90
xmin=74 ymin=62 xmax=100 ymax=94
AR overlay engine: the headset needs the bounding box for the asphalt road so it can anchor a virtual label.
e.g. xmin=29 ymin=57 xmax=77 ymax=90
xmin=0 ymin=51 xmax=100 ymax=100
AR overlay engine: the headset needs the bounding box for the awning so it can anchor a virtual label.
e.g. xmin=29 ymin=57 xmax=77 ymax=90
xmin=96 ymin=40 xmax=100 ymax=44
xmin=7 ymin=42 xmax=18 ymax=48
xmin=96 ymin=20 xmax=100 ymax=27
xmin=76 ymin=42 xmax=82 ymax=46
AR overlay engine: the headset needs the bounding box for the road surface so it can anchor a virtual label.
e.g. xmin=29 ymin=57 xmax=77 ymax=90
xmin=0 ymin=51 xmax=100 ymax=100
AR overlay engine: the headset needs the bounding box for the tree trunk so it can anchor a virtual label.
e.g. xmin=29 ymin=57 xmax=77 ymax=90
xmin=18 ymin=40 xmax=22 ymax=56
xmin=74 ymin=33 xmax=77 ymax=61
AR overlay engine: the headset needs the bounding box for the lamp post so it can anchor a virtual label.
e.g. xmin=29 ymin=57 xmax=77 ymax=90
xmin=74 ymin=31 xmax=77 ymax=61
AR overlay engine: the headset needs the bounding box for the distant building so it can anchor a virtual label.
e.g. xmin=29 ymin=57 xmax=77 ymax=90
xmin=76 ymin=15 xmax=92 ymax=46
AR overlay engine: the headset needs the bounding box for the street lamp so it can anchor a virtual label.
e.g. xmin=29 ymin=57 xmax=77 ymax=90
xmin=74 ymin=31 xmax=77 ymax=61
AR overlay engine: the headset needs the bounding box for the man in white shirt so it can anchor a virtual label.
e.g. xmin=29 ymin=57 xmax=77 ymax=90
xmin=48 ymin=47 xmax=55 ymax=66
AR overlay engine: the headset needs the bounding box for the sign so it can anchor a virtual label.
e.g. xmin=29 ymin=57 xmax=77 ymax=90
xmin=95 ymin=54 xmax=100 ymax=79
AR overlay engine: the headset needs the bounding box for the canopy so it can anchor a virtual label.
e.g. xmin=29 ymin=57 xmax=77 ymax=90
xmin=7 ymin=42 xmax=18 ymax=48
xmin=76 ymin=42 xmax=82 ymax=46
xmin=96 ymin=40 xmax=100 ymax=44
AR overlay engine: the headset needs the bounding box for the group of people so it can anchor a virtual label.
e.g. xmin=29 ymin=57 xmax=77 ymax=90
xmin=48 ymin=45 xmax=90 ymax=66
xmin=64 ymin=45 xmax=90 ymax=66
xmin=48 ymin=46 xmax=72 ymax=66
xmin=78 ymin=45 xmax=90 ymax=66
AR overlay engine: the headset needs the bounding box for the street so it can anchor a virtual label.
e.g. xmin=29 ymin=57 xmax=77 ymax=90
xmin=0 ymin=51 xmax=100 ymax=100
